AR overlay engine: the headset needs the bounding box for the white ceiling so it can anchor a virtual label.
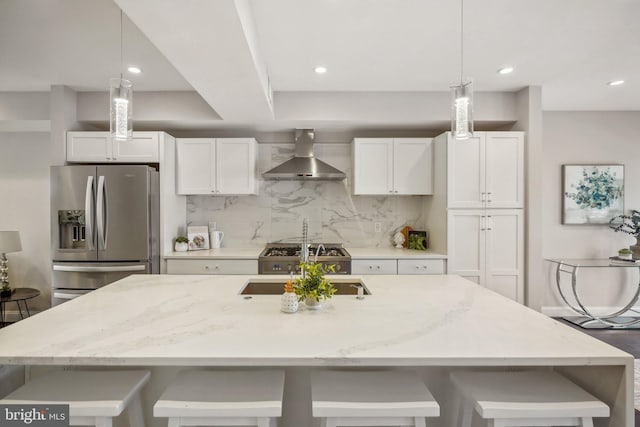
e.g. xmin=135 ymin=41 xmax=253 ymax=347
xmin=1 ymin=0 xmax=638 ymax=127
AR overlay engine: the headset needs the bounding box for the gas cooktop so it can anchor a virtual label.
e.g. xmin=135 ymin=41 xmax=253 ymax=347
xmin=258 ymin=243 xmax=351 ymax=274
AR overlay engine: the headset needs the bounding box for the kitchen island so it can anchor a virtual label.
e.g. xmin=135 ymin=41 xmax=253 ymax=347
xmin=0 ymin=274 xmax=632 ymax=427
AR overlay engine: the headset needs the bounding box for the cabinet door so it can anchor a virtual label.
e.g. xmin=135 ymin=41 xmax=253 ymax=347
xmin=447 ymin=133 xmax=485 ymax=208
xmin=166 ymin=259 xmax=258 ymax=274
xmin=397 ymin=259 xmax=445 ymax=274
xmin=485 ymin=209 xmax=524 ymax=302
xmin=393 ymin=138 xmax=433 ymax=195
xmin=485 ymin=132 xmax=524 ymax=208
xmin=351 ymin=259 xmax=397 ymax=274
xmin=352 ymin=138 xmax=394 ymax=195
xmin=176 ymin=139 xmax=215 ymax=195
xmin=216 ymin=138 xmax=257 ymax=195
xmin=66 ymin=132 xmax=111 ymax=162
xmin=113 ymin=132 xmax=159 ymax=162
xmin=447 ymin=210 xmax=485 ymax=284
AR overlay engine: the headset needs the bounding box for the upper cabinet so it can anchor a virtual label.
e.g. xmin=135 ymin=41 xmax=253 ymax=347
xmin=66 ymin=131 xmax=160 ymax=163
xmin=352 ymin=138 xmax=433 ymax=195
xmin=446 ymin=132 xmax=524 ymax=209
xmin=176 ymin=138 xmax=257 ymax=195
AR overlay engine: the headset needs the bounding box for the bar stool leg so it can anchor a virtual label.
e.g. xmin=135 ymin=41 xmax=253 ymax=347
xmin=167 ymin=417 xmax=181 ymax=427
xmin=95 ymin=417 xmax=113 ymax=427
xmin=126 ymin=393 xmax=145 ymax=427
xmin=414 ymin=416 xmax=426 ymax=427
xmin=581 ymin=417 xmax=594 ymax=427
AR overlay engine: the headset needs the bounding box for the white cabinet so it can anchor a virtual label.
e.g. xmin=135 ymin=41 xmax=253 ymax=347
xmin=425 ymin=131 xmax=525 ymax=303
xmin=166 ymin=259 xmax=258 ymax=274
xmin=447 ymin=132 xmax=523 ymax=208
xmin=352 ymin=138 xmax=433 ymax=195
xmin=351 ymin=259 xmax=397 ymax=275
xmin=176 ymin=138 xmax=257 ymax=195
xmin=447 ymin=209 xmax=523 ymax=302
xmin=66 ymin=131 xmax=160 ymax=163
xmin=397 ymin=259 xmax=445 ymax=275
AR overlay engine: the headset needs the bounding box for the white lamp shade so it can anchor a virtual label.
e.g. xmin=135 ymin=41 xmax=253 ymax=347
xmin=0 ymin=231 xmax=22 ymax=253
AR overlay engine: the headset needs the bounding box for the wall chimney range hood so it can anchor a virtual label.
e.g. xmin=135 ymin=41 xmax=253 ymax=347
xmin=262 ymin=129 xmax=346 ymax=180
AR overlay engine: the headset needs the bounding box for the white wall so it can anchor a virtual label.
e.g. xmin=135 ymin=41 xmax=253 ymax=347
xmin=0 ymin=132 xmax=51 ymax=311
xmin=542 ymin=111 xmax=640 ymax=314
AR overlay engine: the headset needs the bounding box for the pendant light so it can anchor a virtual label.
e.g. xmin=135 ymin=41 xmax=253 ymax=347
xmin=110 ymin=10 xmax=132 ymax=141
xmin=450 ymin=0 xmax=473 ymax=140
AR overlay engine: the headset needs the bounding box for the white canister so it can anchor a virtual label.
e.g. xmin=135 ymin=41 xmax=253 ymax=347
xmin=281 ymin=292 xmax=299 ymax=313
xmin=211 ymin=230 xmax=224 ymax=249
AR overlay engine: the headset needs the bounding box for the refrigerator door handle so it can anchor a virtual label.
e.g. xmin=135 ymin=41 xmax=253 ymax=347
xmin=84 ymin=175 xmax=94 ymax=250
xmin=97 ymin=175 xmax=108 ymax=250
xmin=53 ymin=265 xmax=147 ymax=272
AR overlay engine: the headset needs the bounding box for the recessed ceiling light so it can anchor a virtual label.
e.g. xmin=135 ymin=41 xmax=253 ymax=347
xmin=497 ymin=67 xmax=514 ymax=75
xmin=314 ymin=66 xmax=327 ymax=74
xmin=608 ymin=80 xmax=624 ymax=86
xmin=127 ymin=66 xmax=142 ymax=74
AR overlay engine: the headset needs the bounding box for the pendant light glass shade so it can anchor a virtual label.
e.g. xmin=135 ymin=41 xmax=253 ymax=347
xmin=109 ymin=10 xmax=132 ymax=141
xmin=451 ymin=80 xmax=473 ymax=140
xmin=450 ymin=0 xmax=473 ymax=140
xmin=110 ymin=78 xmax=133 ymax=141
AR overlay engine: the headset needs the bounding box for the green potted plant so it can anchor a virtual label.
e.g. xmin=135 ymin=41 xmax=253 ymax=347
xmin=618 ymin=248 xmax=633 ymax=260
xmin=174 ymin=236 xmax=189 ymax=252
xmin=610 ymin=210 xmax=640 ymax=258
xmin=294 ymin=261 xmax=336 ymax=309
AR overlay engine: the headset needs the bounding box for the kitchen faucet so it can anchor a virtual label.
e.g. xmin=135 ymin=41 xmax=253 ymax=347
xmin=314 ymin=243 xmax=325 ymax=263
xmin=301 ymin=217 xmax=309 ymax=264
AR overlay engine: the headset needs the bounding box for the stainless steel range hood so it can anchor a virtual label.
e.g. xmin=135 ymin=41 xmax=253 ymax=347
xmin=262 ymin=129 xmax=346 ymax=180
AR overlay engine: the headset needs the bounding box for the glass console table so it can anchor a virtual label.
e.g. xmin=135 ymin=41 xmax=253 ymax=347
xmin=546 ymin=259 xmax=640 ymax=328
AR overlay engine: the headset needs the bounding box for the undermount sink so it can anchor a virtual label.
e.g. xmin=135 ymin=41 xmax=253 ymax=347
xmin=240 ymin=278 xmax=371 ymax=295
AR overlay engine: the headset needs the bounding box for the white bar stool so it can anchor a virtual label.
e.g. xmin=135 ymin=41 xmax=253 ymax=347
xmin=450 ymin=371 xmax=609 ymax=427
xmin=153 ymin=369 xmax=285 ymax=427
xmin=1 ymin=369 xmax=150 ymax=427
xmin=311 ymin=370 xmax=440 ymax=427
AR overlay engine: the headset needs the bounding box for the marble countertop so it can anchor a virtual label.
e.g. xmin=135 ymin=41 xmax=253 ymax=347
xmin=165 ymin=248 xmax=262 ymax=259
xmin=164 ymin=247 xmax=447 ymax=260
xmin=0 ymin=274 xmax=628 ymax=366
xmin=346 ymin=247 xmax=447 ymax=259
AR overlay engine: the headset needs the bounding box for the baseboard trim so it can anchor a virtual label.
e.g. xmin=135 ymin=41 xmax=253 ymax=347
xmin=542 ymin=306 xmax=640 ymax=317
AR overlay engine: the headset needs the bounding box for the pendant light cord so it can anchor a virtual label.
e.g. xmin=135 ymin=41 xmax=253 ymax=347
xmin=120 ymin=10 xmax=123 ymax=80
xmin=460 ymin=0 xmax=464 ymax=85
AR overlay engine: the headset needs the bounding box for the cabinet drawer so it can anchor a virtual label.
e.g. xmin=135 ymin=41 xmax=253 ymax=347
xmin=397 ymin=259 xmax=445 ymax=275
xmin=351 ymin=259 xmax=397 ymax=275
xmin=166 ymin=259 xmax=258 ymax=275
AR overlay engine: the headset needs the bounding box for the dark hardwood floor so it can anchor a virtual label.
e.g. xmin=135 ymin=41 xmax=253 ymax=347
xmin=554 ymin=318 xmax=640 ymax=425
xmin=555 ymin=318 xmax=640 ymax=357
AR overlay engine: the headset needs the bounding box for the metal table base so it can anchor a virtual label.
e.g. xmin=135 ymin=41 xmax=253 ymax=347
xmin=549 ymin=259 xmax=640 ymax=328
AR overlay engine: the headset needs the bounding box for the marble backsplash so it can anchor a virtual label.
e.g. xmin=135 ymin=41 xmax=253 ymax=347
xmin=187 ymin=143 xmax=426 ymax=248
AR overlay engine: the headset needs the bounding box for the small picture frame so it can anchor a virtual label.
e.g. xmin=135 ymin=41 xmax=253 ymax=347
xmin=407 ymin=230 xmax=428 ymax=250
xmin=187 ymin=226 xmax=210 ymax=250
xmin=562 ymin=164 xmax=624 ymax=225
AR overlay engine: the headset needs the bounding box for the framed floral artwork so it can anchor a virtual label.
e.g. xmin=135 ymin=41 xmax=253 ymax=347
xmin=562 ymin=164 xmax=624 ymax=224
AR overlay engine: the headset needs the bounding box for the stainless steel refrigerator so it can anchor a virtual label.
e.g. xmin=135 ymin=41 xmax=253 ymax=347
xmin=50 ymin=165 xmax=159 ymax=305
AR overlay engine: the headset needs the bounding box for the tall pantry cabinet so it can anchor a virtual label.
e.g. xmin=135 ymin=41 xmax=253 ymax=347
xmin=425 ymin=132 xmax=525 ymax=303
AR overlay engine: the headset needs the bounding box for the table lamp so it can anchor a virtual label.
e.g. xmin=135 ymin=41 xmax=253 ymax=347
xmin=0 ymin=231 xmax=22 ymax=295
